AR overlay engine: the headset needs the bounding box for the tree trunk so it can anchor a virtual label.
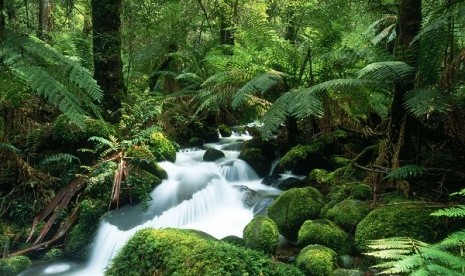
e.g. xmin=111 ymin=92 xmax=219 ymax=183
xmin=38 ymin=0 xmax=53 ymax=42
xmin=0 ymin=0 xmax=4 ymax=41
xmin=91 ymin=0 xmax=126 ymax=123
xmin=386 ymin=0 xmax=422 ymax=168
xmin=220 ymin=16 xmax=234 ymax=45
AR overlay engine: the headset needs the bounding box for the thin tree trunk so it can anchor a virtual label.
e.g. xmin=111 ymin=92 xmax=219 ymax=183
xmin=91 ymin=0 xmax=126 ymax=123
xmin=38 ymin=0 xmax=53 ymax=42
xmin=0 ymin=0 xmax=5 ymax=41
xmin=386 ymin=0 xmax=422 ymax=168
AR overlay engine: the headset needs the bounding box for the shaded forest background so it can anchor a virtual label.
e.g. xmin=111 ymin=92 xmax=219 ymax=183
xmin=0 ymin=0 xmax=465 ymax=274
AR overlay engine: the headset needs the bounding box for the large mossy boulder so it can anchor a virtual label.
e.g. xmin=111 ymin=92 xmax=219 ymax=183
xmin=349 ymin=183 xmax=372 ymax=200
xmin=243 ymin=216 xmax=280 ymax=254
xmin=0 ymin=256 xmax=32 ymax=276
xmin=355 ymin=202 xmax=449 ymax=252
xmin=105 ymin=228 xmax=304 ymax=276
xmin=218 ymin=124 xmax=232 ymax=137
xmin=280 ymin=144 xmax=329 ymax=175
xmin=268 ymin=187 xmax=324 ymax=240
xmin=203 ymin=148 xmax=225 ymax=161
xmin=324 ymin=199 xmax=371 ymax=233
xmin=297 ymin=219 xmax=351 ymax=255
xmin=239 ymin=148 xmax=270 ymax=177
xmin=296 ymin=245 xmax=336 ymax=276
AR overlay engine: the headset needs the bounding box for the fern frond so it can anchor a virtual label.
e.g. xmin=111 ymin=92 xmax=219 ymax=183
xmin=357 ymin=61 xmax=415 ymax=85
xmin=260 ymin=91 xmax=294 ymax=138
xmin=40 ymin=153 xmax=80 ymax=165
xmin=437 ymin=230 xmax=465 ymax=249
xmin=88 ymin=136 xmax=118 ymax=151
xmin=384 ymin=164 xmax=427 ymax=180
xmin=288 ymin=88 xmax=324 ymax=119
xmin=175 ymin=72 xmax=203 ymax=85
xmin=232 ymin=70 xmax=285 ymax=108
xmin=404 ymin=88 xmax=450 ymax=118
xmin=0 ymin=142 xmax=21 ymax=153
xmin=431 ymin=206 xmax=465 ymax=218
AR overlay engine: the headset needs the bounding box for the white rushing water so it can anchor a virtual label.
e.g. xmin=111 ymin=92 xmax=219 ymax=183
xmin=21 ymin=133 xmax=283 ymax=276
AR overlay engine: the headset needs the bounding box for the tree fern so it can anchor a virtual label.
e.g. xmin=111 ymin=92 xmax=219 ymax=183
xmin=357 ymin=61 xmax=415 ymax=85
xmin=0 ymin=34 xmax=103 ymax=122
xmin=232 ymin=70 xmax=285 ymax=109
xmin=384 ymin=164 xmax=427 ymax=180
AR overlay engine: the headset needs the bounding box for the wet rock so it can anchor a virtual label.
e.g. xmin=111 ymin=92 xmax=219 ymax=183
xmin=203 ymin=148 xmax=225 ymax=161
xmin=235 ymin=185 xmax=260 ymax=207
xmin=253 ymin=197 xmax=275 ymax=216
xmin=261 ymin=175 xmax=282 ymax=186
xmin=276 ymin=177 xmax=306 ymax=190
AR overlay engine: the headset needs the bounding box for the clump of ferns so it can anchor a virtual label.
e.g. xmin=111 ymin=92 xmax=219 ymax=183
xmin=365 ymin=188 xmax=465 ymax=275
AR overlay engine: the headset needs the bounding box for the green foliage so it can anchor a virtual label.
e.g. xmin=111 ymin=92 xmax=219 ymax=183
xmin=404 ymin=88 xmax=450 ymax=118
xmin=384 ymin=165 xmax=427 ymax=180
xmin=298 ymin=219 xmax=351 ymax=255
xmin=105 ymin=228 xmax=304 ymax=276
xmin=148 ymin=132 xmax=176 ymax=162
xmin=324 ymin=199 xmax=371 ymax=233
xmin=268 ymin=187 xmax=324 ymax=240
xmin=349 ymin=183 xmax=372 ymax=200
xmin=243 ymin=216 xmax=280 ymax=255
xmin=0 ymin=34 xmax=103 ymax=123
xmin=295 ymin=244 xmax=336 ymax=276
xmin=40 ymin=153 xmax=80 ymax=166
xmin=0 ymin=256 xmax=32 ymax=276
xmin=218 ymin=124 xmax=232 ymax=137
xmin=279 ymin=142 xmax=328 ymax=175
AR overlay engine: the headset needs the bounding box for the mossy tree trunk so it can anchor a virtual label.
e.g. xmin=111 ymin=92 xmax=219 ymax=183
xmin=0 ymin=0 xmax=5 ymax=41
xmin=38 ymin=0 xmax=53 ymax=42
xmin=385 ymin=0 xmax=422 ymax=169
xmin=91 ymin=0 xmax=126 ymax=123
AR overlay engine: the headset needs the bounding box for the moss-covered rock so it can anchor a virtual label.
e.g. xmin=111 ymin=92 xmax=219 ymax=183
xmin=218 ymin=124 xmax=232 ymax=137
xmin=64 ymin=199 xmax=107 ymax=259
xmin=268 ymin=187 xmax=324 ymax=240
xmin=325 ymin=200 xmax=371 ymax=233
xmin=349 ymin=183 xmax=372 ymax=200
xmin=52 ymin=116 xmax=114 ymax=144
xmin=0 ymin=256 xmax=32 ymax=276
xmin=331 ymin=269 xmax=364 ymax=276
xmin=149 ymin=132 xmax=177 ymax=162
xmin=221 ymin=235 xmax=245 ymax=247
xmin=355 ymin=202 xmax=449 ymax=252
xmin=239 ymin=148 xmax=270 ymax=177
xmin=203 ymin=148 xmax=225 ymax=161
xmin=277 ymin=177 xmax=307 ymax=190
xmin=188 ymin=137 xmax=205 ymax=148
xmin=280 ymin=143 xmax=330 ymax=175
xmin=297 ymin=219 xmax=351 ymax=255
xmin=243 ymin=216 xmax=280 ymax=254
xmin=296 ymin=245 xmax=336 ymax=276
xmin=330 ymin=156 xmax=351 ymax=168
xmin=105 ymin=228 xmax=304 ymax=276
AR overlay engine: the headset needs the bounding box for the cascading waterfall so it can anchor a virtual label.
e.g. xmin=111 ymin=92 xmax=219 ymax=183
xmin=20 ymin=134 xmax=283 ymax=276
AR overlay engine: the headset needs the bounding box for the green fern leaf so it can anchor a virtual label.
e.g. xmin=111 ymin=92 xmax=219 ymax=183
xmin=357 ymin=61 xmax=415 ymax=85
xmin=232 ymin=70 xmax=285 ymax=108
xmin=384 ymin=165 xmax=427 ymax=180
xmin=431 ymin=206 xmax=465 ymax=218
xmin=0 ymin=142 xmax=21 ymax=153
xmin=40 ymin=153 xmax=80 ymax=165
xmin=404 ymin=88 xmax=449 ymax=117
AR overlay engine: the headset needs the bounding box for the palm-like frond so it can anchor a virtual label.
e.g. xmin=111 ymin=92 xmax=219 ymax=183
xmin=232 ymin=70 xmax=285 ymax=109
xmin=431 ymin=207 xmax=465 ymax=218
xmin=40 ymin=153 xmax=80 ymax=165
xmin=357 ymin=61 xmax=415 ymax=85
xmin=404 ymin=88 xmax=450 ymax=118
xmin=0 ymin=34 xmax=103 ymax=121
xmin=0 ymin=142 xmax=21 ymax=154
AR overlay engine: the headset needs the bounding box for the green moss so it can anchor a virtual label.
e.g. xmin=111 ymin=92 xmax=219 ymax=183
xmin=218 ymin=124 xmax=232 ymax=137
xmin=331 ymin=269 xmax=364 ymax=276
xmin=330 ymin=156 xmax=351 ymax=168
xmin=355 ymin=202 xmax=449 ymax=252
xmin=324 ymin=200 xmax=371 ymax=233
xmin=105 ymin=228 xmax=303 ymax=276
xmin=297 ymin=219 xmax=351 ymax=254
xmin=296 ymin=245 xmax=336 ymax=276
xmin=149 ymin=132 xmax=177 ymax=162
xmin=280 ymin=143 xmax=327 ymax=175
xmin=268 ymin=187 xmax=324 ymax=240
xmin=0 ymin=256 xmax=32 ymax=276
xmin=64 ymin=199 xmax=107 ymax=259
xmin=308 ymin=169 xmax=330 ymax=185
xmin=238 ymin=148 xmax=270 ymax=177
xmin=243 ymin=216 xmax=280 ymax=254
xmin=52 ymin=116 xmax=114 ymax=143
xmin=349 ymin=183 xmax=372 ymax=200
xmin=203 ymin=148 xmax=225 ymax=161
xmin=44 ymin=248 xmax=62 ymax=260
xmin=188 ymin=137 xmax=205 ymax=148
